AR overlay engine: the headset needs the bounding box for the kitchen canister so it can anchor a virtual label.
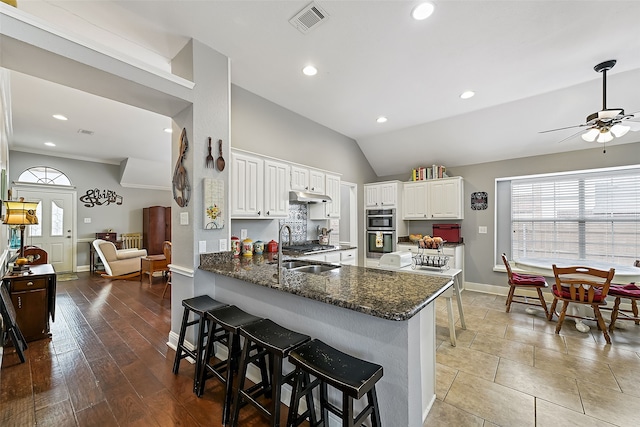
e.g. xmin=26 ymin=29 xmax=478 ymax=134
xmin=242 ymin=238 xmax=253 ymax=257
xmin=267 ymin=240 xmax=278 ymax=253
xmin=253 ymin=240 xmax=264 ymax=255
xmin=231 ymin=236 xmax=241 ymax=257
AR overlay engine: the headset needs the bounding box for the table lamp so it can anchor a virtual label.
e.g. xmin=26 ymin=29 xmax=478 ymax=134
xmin=3 ymin=197 xmax=39 ymax=270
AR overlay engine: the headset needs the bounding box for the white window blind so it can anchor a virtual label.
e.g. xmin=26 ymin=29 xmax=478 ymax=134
xmin=510 ymin=166 xmax=640 ymax=265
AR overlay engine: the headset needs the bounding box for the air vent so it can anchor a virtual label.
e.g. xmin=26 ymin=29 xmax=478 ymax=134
xmin=289 ymin=2 xmax=329 ymax=34
xmin=77 ymin=129 xmax=94 ymax=135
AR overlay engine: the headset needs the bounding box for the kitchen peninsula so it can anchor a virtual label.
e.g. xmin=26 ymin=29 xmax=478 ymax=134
xmin=199 ymin=252 xmax=453 ymax=426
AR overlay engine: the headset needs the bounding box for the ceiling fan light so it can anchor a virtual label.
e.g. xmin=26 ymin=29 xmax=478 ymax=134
xmin=597 ymin=130 xmax=614 ymax=143
xmin=582 ymin=128 xmax=599 ymax=142
xmin=611 ymin=124 xmax=630 ymax=138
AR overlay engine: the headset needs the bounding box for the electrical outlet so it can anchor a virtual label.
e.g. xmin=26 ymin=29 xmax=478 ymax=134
xmin=479 ymin=226 xmax=487 ymax=234
xmin=199 ymin=240 xmax=207 ymax=254
xmin=219 ymin=239 xmax=227 ymax=251
xmin=240 ymin=229 xmax=248 ymax=240
xmin=180 ymin=212 xmax=189 ymax=225
xmin=84 ymin=218 xmax=91 ymax=223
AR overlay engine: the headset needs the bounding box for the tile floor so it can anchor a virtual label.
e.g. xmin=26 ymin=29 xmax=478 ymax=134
xmin=426 ymin=291 xmax=640 ymax=427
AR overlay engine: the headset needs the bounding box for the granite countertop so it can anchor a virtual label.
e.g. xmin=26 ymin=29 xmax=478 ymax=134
xmin=199 ymin=252 xmax=452 ymax=321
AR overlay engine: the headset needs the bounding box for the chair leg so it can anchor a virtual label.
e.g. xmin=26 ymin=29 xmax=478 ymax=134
xmin=555 ymin=301 xmax=569 ymax=335
xmin=633 ymin=300 xmax=639 ymax=325
xmin=536 ymin=287 xmax=549 ymax=319
xmin=593 ymin=306 xmax=611 ymax=344
xmin=548 ymin=298 xmax=559 ymax=321
xmin=505 ymin=286 xmax=516 ymax=312
xmin=609 ymin=297 xmax=621 ymax=332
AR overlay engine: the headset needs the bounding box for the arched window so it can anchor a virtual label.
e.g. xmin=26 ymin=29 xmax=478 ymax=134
xmin=17 ymin=166 xmax=71 ymax=186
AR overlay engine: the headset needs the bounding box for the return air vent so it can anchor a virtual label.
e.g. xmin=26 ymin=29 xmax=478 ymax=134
xmin=77 ymin=129 xmax=94 ymax=135
xmin=289 ymin=2 xmax=329 ymax=34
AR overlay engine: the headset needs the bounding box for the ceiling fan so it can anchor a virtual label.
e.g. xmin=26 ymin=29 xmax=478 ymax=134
xmin=540 ymin=59 xmax=640 ymax=148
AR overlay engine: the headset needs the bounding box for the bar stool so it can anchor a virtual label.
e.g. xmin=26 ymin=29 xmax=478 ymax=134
xmin=172 ymin=295 xmax=228 ymax=392
xmin=230 ymin=319 xmax=311 ymax=427
xmin=196 ymin=305 xmax=266 ymax=425
xmin=287 ymin=339 xmax=383 ymax=427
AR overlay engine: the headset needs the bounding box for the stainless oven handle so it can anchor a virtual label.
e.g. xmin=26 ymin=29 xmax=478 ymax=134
xmin=367 ymin=215 xmax=393 ymax=218
xmin=368 ymin=231 xmax=395 ymax=235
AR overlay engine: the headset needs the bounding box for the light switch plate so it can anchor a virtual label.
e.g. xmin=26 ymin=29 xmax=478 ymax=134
xmin=240 ymin=229 xmax=248 ymax=240
xmin=219 ymin=239 xmax=227 ymax=251
xmin=180 ymin=212 xmax=189 ymax=225
xmin=479 ymin=226 xmax=487 ymax=234
xmin=84 ymin=218 xmax=91 ymax=223
xmin=199 ymin=240 xmax=207 ymax=254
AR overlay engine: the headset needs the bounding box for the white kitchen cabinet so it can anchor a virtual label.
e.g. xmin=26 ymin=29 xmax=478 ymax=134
xmin=364 ymin=181 xmax=401 ymax=208
xmin=309 ymin=169 xmax=326 ymax=194
xmin=340 ymin=249 xmax=357 ymax=265
xmin=402 ymin=177 xmax=464 ymax=220
xmin=310 ymin=173 xmax=341 ymax=219
xmin=231 ymin=151 xmax=263 ymax=218
xmin=263 ymin=159 xmax=290 ymax=218
xmin=290 ymin=165 xmax=310 ymax=192
xmin=429 ymin=177 xmax=464 ymax=220
xmin=403 ymin=181 xmax=429 ymax=219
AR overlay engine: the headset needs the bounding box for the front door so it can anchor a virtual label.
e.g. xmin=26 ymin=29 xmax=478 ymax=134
xmin=14 ymin=187 xmax=75 ymax=272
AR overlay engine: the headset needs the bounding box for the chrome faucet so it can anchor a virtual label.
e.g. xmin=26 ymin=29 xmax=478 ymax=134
xmin=277 ymin=224 xmax=292 ymax=284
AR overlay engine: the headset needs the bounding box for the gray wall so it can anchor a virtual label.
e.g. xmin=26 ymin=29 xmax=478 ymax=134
xmin=9 ymin=151 xmax=171 ymax=266
xmin=380 ymin=141 xmax=640 ymax=289
xmin=230 ymin=85 xmax=377 ymax=260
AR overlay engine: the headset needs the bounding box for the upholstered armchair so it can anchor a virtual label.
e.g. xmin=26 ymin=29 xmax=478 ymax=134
xmin=92 ymin=239 xmax=147 ymax=278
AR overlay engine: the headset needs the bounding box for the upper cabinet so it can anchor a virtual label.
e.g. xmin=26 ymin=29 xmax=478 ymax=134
xmin=231 ymin=151 xmax=290 ymax=219
xmin=364 ymin=181 xmax=402 ymax=208
xmin=263 ymin=159 xmax=290 ymax=218
xmin=402 ymin=176 xmax=464 ymax=220
xmin=310 ymin=173 xmax=341 ymax=219
xmin=291 ymin=165 xmax=325 ymax=194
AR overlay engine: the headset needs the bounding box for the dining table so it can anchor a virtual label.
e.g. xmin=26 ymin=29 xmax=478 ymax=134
xmin=514 ymin=257 xmax=640 ymax=332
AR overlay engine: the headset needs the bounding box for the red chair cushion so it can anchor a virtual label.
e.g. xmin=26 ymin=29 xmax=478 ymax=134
xmin=609 ymin=283 xmax=640 ymax=298
xmin=511 ymin=273 xmax=547 ymax=286
xmin=552 ymin=284 xmax=605 ymax=302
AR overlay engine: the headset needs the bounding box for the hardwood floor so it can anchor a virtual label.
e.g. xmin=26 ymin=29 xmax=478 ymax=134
xmin=0 ymin=273 xmax=291 ymax=426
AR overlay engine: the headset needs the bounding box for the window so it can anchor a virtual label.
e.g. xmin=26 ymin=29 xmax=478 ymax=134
xmin=17 ymin=166 xmax=71 ymax=186
xmin=497 ymin=165 xmax=640 ymax=266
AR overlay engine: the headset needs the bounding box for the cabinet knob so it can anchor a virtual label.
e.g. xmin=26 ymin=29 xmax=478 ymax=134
xmin=27 ymin=281 xmax=34 ymax=287
xmin=257 ymin=210 xmax=261 ymax=216
xmin=266 ymin=211 xmax=270 ymax=216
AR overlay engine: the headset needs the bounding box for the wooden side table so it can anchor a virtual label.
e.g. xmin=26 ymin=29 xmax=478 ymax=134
xmin=140 ymin=255 xmax=168 ymax=285
xmin=2 ymin=264 xmax=57 ymax=342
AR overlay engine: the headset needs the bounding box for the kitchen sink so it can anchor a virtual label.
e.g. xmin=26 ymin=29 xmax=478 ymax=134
xmin=272 ymin=260 xmax=341 ymax=274
xmin=290 ymin=264 xmax=341 ymax=274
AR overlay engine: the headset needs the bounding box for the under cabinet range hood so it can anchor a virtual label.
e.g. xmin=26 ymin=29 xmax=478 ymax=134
xmin=289 ymin=191 xmax=332 ymax=203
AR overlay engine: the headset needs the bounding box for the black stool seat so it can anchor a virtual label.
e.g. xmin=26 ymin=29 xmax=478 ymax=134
xmin=197 ymin=305 xmax=264 ymax=424
xmin=172 ymin=295 xmax=228 ymax=393
xmin=288 ymin=339 xmax=383 ymax=427
xmin=230 ymin=319 xmax=311 ymax=427
xmin=289 ymin=339 xmax=383 ymax=400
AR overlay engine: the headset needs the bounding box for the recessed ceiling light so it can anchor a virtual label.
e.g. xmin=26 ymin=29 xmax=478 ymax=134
xmin=302 ymin=65 xmax=318 ymax=76
xmin=52 ymin=114 xmax=67 ymax=121
xmin=460 ymin=90 xmax=475 ymax=99
xmin=163 ymin=128 xmax=173 ymax=134
xmin=376 ymin=116 xmax=388 ymax=123
xmin=44 ymin=142 xmax=56 ymax=147
xmin=412 ymin=2 xmax=435 ymax=20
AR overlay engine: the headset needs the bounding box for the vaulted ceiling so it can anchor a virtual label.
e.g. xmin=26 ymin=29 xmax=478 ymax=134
xmin=7 ymin=1 xmax=640 ymax=178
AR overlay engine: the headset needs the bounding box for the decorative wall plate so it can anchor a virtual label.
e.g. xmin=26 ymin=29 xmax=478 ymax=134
xmin=471 ymin=191 xmax=488 ymax=210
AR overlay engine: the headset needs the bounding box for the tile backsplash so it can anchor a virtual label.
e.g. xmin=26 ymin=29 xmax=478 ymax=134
xmin=279 ymin=202 xmax=308 ymax=243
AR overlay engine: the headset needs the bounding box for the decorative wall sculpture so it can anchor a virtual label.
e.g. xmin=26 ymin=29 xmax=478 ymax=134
xmin=80 ymin=189 xmax=123 ymax=207
xmin=172 ymin=128 xmax=191 ymax=207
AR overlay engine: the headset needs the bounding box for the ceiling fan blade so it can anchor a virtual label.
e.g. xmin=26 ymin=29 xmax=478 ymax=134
xmin=555 ymin=129 xmax=585 ymax=144
xmin=539 ymin=123 xmax=588 ymax=134
xmin=626 ymin=121 xmax=640 ymax=131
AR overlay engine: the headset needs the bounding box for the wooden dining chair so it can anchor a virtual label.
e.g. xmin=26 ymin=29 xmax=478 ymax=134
xmin=550 ymin=265 xmax=615 ymax=344
xmin=121 ymin=232 xmax=142 ymax=250
xmin=607 ymin=259 xmax=640 ymax=331
xmin=162 ymin=241 xmax=172 ymax=298
xmin=501 ymin=253 xmax=549 ymax=318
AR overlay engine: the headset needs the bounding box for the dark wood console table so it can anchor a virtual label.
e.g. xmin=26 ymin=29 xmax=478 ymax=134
xmin=2 ymin=264 xmax=57 ymax=342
